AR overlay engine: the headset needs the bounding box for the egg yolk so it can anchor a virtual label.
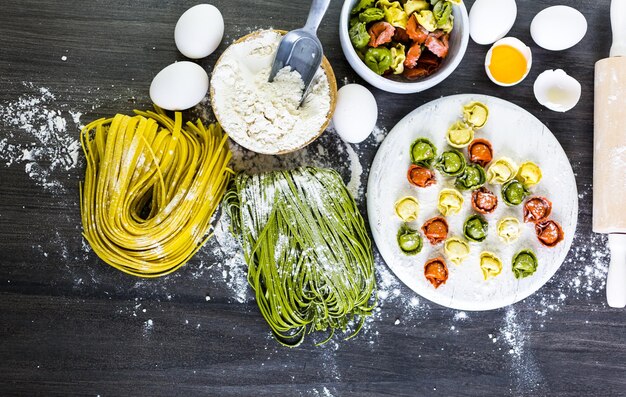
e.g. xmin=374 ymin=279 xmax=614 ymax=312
xmin=488 ymin=45 xmax=527 ymax=84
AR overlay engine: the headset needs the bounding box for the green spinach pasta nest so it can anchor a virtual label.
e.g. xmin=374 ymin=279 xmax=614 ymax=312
xmin=225 ymin=167 xmax=377 ymax=347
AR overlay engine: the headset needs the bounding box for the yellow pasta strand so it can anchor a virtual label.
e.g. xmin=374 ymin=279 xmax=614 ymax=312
xmin=79 ymin=108 xmax=233 ymax=277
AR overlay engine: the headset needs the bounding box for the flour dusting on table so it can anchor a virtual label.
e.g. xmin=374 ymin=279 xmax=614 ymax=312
xmin=0 ymin=83 xmax=82 ymax=193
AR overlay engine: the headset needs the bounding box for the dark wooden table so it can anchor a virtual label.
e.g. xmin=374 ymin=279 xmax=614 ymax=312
xmin=1 ymin=1 xmax=624 ymax=396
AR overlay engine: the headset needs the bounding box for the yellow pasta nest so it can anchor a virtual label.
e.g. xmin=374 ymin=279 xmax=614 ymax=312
xmin=79 ymin=108 xmax=233 ymax=277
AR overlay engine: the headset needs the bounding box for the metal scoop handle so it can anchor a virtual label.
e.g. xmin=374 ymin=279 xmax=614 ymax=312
xmin=304 ymin=0 xmax=331 ymax=33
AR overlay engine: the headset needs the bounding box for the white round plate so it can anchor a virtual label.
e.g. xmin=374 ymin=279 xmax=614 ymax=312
xmin=367 ymin=94 xmax=578 ymax=311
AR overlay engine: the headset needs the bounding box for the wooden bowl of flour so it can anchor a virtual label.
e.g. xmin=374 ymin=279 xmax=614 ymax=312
xmin=210 ymin=29 xmax=337 ymax=155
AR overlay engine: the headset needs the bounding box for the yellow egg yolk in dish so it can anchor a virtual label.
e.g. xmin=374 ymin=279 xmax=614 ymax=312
xmin=488 ymin=45 xmax=528 ymax=85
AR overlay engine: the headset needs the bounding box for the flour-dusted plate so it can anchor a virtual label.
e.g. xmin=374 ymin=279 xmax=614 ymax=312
xmin=367 ymin=94 xmax=577 ymax=311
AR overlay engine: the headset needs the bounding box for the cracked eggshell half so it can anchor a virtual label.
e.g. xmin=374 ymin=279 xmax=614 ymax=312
xmin=533 ymin=69 xmax=581 ymax=112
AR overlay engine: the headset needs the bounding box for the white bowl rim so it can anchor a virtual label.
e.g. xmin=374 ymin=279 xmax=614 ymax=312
xmin=339 ymin=0 xmax=470 ymax=94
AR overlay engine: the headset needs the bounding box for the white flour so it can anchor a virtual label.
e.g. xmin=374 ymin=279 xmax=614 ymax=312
xmin=0 ymin=83 xmax=82 ymax=193
xmin=211 ymin=30 xmax=331 ymax=154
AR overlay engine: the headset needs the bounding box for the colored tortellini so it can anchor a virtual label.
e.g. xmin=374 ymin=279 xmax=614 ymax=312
xmin=422 ymin=216 xmax=449 ymax=245
xmin=446 ymin=121 xmax=475 ymax=148
xmin=523 ymin=197 xmax=552 ymax=223
xmin=437 ymin=188 xmax=464 ymax=216
xmin=486 ymin=158 xmax=517 ymax=185
xmin=535 ymin=220 xmax=564 ymax=248
xmin=444 ymin=237 xmax=470 ymax=265
xmin=455 ymin=163 xmax=486 ymax=191
xmin=390 ymin=43 xmax=406 ymax=74
xmin=512 ymin=249 xmax=538 ymax=279
xmin=464 ymin=214 xmax=488 ymax=242
xmin=352 ymin=0 xmax=375 ymax=14
xmin=471 ymin=187 xmax=498 ymax=214
xmin=415 ymin=10 xmax=437 ymax=31
xmin=397 ymin=225 xmax=423 ymax=255
xmin=410 ymin=137 xmax=437 ymax=166
xmin=496 ymin=217 xmax=521 ymax=244
xmin=377 ymin=0 xmax=408 ymax=29
xmin=424 ymin=257 xmax=449 ymax=288
xmin=516 ymin=161 xmax=543 ymax=186
xmin=502 ymin=179 xmax=530 ymax=206
xmin=404 ymin=0 xmax=429 ymax=15
xmin=349 ymin=22 xmax=370 ymax=49
xmin=480 ymin=251 xmax=503 ymax=280
xmin=364 ymin=47 xmax=393 ymax=75
xmin=462 ymin=101 xmax=489 ymax=129
xmin=407 ymin=164 xmax=437 ymax=187
xmin=359 ymin=7 xmax=385 ymax=23
xmin=432 ymin=0 xmax=453 ymax=29
xmin=434 ymin=149 xmax=466 ymax=177
xmin=468 ymin=138 xmax=493 ymax=167
xmin=394 ymin=196 xmax=420 ymax=222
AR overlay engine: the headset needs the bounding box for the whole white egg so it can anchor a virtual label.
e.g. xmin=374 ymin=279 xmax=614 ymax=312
xmin=531 ymin=6 xmax=587 ymax=51
xmin=469 ymin=0 xmax=517 ymax=45
xmin=175 ymin=4 xmax=224 ymax=59
xmin=150 ymin=61 xmax=209 ymax=111
xmin=332 ymin=84 xmax=378 ymax=144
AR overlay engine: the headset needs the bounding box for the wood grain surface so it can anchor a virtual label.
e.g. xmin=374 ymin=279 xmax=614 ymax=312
xmin=0 ymin=1 xmax=624 ymax=396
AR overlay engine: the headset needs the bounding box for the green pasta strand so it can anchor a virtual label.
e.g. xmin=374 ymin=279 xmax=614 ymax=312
xmin=225 ymin=167 xmax=377 ymax=347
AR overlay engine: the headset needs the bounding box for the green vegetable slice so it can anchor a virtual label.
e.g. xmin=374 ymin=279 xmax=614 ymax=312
xmin=349 ymin=22 xmax=370 ymax=49
xmin=455 ymin=163 xmax=486 ymax=191
xmin=410 ymin=137 xmax=437 ymax=166
xmin=225 ymin=167 xmax=377 ymax=347
xmin=464 ymin=214 xmax=488 ymax=242
xmin=397 ymin=225 xmax=423 ymax=255
xmin=502 ymin=179 xmax=530 ymax=206
xmin=364 ymin=47 xmax=393 ymax=75
xmin=434 ymin=149 xmax=466 ymax=177
xmin=512 ymin=249 xmax=538 ymax=279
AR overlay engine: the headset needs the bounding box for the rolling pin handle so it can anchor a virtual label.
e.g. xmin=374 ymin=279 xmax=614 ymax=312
xmin=607 ymin=234 xmax=626 ymax=308
xmin=610 ymin=0 xmax=626 ymax=57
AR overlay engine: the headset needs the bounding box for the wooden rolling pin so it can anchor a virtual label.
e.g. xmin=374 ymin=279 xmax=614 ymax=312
xmin=594 ymin=0 xmax=626 ymax=308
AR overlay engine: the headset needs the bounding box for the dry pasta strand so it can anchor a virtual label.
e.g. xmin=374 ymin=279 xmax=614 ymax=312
xmin=80 ymin=107 xmax=233 ymax=277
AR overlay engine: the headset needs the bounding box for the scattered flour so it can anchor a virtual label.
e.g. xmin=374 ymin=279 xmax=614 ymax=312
xmin=344 ymin=144 xmax=363 ymax=199
xmin=0 ymin=83 xmax=82 ymax=193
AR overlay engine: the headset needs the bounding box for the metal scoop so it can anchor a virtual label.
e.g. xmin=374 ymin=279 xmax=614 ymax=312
xmin=268 ymin=0 xmax=331 ymax=104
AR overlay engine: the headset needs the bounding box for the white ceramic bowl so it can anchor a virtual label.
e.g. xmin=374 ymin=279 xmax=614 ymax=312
xmin=339 ymin=0 xmax=470 ymax=94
